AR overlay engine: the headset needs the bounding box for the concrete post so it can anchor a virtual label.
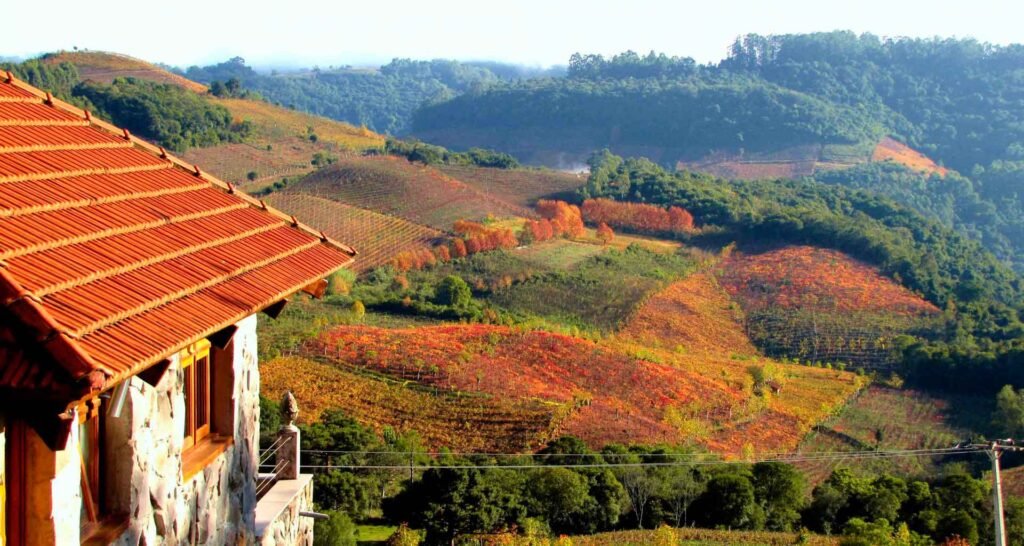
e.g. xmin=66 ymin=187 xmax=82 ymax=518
xmin=276 ymin=391 xmax=301 ymax=480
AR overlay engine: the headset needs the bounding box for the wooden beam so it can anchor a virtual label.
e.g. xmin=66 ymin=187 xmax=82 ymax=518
xmin=137 ymin=359 xmax=172 ymax=388
xmin=301 ymin=279 xmax=328 ymax=299
xmin=208 ymin=324 xmax=238 ymax=350
xmin=262 ymin=299 xmax=288 ymax=319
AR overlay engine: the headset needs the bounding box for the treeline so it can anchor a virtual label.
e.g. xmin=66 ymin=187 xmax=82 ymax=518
xmin=2 ymin=59 xmax=249 ymax=151
xmin=180 ymin=57 xmax=550 ymax=135
xmin=295 ymin=410 xmax=1020 ymax=546
xmin=582 ymin=150 xmax=1024 ymax=393
xmin=580 ymin=198 xmax=695 ymax=236
xmin=384 ymin=138 xmax=519 ymax=168
xmin=413 ymin=74 xmax=883 ymax=156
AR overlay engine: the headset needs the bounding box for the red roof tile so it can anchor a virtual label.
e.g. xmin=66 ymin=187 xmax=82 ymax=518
xmin=0 ymin=75 xmax=356 ymax=399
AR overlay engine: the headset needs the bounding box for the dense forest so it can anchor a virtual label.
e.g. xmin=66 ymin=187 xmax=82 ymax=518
xmin=180 ymin=57 xmax=562 ymax=135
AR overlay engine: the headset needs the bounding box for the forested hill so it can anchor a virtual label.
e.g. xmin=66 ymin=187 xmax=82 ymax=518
xmin=179 ymin=57 xmax=563 ymax=135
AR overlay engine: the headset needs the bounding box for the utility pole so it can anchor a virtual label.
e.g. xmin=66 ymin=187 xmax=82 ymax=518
xmin=966 ymin=439 xmax=1023 ymax=546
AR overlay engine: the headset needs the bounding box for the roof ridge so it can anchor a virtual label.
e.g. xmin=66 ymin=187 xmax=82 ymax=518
xmin=69 ymin=237 xmax=322 ymax=338
xmin=0 ymin=141 xmax=133 ymax=154
xmin=0 ymin=199 xmax=248 ymax=261
xmin=2 ymin=74 xmax=356 ymax=257
xmin=34 ymin=221 xmax=286 ymax=297
xmin=0 ymin=162 xmax=170 ymax=185
xmin=0 ymin=97 xmax=41 ymax=104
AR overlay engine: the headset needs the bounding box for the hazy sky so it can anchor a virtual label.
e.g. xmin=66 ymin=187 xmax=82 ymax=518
xmin=3 ymin=0 xmax=1021 ymax=69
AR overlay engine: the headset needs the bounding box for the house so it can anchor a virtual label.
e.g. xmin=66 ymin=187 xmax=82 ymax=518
xmin=0 ymin=72 xmax=356 ymax=545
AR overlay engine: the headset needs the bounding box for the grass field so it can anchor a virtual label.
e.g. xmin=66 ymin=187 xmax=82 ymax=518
xmin=438 ymin=165 xmax=586 ymax=207
xmin=265 ymin=192 xmax=443 ymax=272
xmin=291 ymin=156 xmax=531 ymax=230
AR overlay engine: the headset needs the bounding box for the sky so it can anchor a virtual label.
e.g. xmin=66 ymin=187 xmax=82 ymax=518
xmin=3 ymin=0 xmax=1022 ymax=69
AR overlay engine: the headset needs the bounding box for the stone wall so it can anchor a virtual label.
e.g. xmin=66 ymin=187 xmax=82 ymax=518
xmin=110 ymin=314 xmax=261 ymax=545
xmin=256 ymin=475 xmax=314 ymax=546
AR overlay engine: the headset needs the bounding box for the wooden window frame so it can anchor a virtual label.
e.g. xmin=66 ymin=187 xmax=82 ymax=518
xmin=181 ymin=340 xmax=212 ymax=451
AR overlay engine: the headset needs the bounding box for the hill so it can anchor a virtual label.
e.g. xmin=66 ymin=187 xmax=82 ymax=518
xmin=270 ymin=324 xmax=860 ymax=454
xmin=264 ymin=193 xmax=443 ymax=273
xmin=29 ymin=50 xmax=384 ymax=187
xmin=289 ymin=155 xmax=530 ymax=230
xmin=42 ymin=50 xmax=208 ymax=92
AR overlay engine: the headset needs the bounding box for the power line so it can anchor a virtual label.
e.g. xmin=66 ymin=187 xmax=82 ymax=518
xmin=289 ymin=446 xmax=979 ymax=471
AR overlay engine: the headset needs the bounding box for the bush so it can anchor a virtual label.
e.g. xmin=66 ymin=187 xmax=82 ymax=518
xmin=313 ymin=510 xmax=357 ymax=546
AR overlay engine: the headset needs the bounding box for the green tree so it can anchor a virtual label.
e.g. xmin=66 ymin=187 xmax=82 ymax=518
xmin=435 ymin=275 xmax=472 ymax=307
xmin=752 ymin=462 xmax=806 ymax=531
xmin=694 ymin=472 xmax=764 ymax=530
xmin=993 ymin=384 xmax=1024 ymax=437
xmin=526 ymin=467 xmax=590 ymax=533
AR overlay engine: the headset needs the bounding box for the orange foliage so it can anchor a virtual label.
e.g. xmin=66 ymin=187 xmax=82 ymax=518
xmin=872 ymin=137 xmax=948 ymax=176
xmin=308 ymin=325 xmax=738 ymax=448
xmin=527 ymin=200 xmax=585 ymax=242
xmin=620 ymin=273 xmax=757 ymax=357
xmin=581 ymin=198 xmax=694 ymax=234
xmin=718 ymin=246 xmax=940 ymax=316
xmin=596 ymin=222 xmax=615 ymax=245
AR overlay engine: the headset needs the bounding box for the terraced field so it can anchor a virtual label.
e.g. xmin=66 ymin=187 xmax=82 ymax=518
xmin=292 ymin=156 xmax=530 ymax=230
xmin=265 ymin=193 xmax=443 ymax=272
xmin=438 ymin=165 xmax=585 ymax=207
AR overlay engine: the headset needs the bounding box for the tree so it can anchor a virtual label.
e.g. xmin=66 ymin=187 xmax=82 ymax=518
xmin=596 ymin=222 xmax=615 ymax=245
xmin=658 ymin=465 xmax=706 ymax=527
xmin=526 ymin=467 xmax=590 ymax=533
xmin=618 ymin=467 xmax=656 ymax=528
xmin=694 ymin=472 xmax=764 ymax=530
xmin=752 ymin=462 xmax=805 ymax=531
xmin=435 ymin=275 xmax=471 ymax=307
xmin=993 ymin=384 xmax=1024 ymax=437
xmin=246 ymin=170 xmax=258 ymax=182
xmin=350 ymin=300 xmax=366 ymax=320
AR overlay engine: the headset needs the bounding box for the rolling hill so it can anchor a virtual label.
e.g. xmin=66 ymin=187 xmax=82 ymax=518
xmin=37 ymin=50 xmax=384 ymax=188
xmin=289 ymin=155 xmax=530 ymax=230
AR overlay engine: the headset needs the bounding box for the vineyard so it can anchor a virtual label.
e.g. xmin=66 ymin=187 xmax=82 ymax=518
xmin=872 ymin=136 xmax=948 ymax=176
xmin=264 ymin=323 xmax=862 ymax=455
xmin=211 ymin=97 xmax=384 ymax=151
xmin=618 ymin=273 xmax=756 ymax=357
xmin=717 ymin=245 xmax=941 ymax=367
xmin=796 ymin=386 xmax=983 ymax=483
xmin=291 ymin=156 xmax=531 ymax=230
xmin=260 ymin=356 xmax=567 ymax=452
xmin=437 ymin=165 xmax=586 ymax=207
xmin=265 ymin=193 xmax=443 ymax=272
xmin=42 ymin=50 xmax=209 ymax=92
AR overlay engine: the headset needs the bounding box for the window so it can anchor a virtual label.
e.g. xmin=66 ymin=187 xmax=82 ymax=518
xmin=181 ymin=339 xmax=212 ymax=450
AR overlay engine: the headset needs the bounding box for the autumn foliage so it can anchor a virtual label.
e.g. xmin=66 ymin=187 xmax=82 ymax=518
xmin=596 ymin=222 xmax=614 ymax=244
xmin=522 ymin=200 xmax=586 ymax=243
xmin=581 ymin=198 xmax=695 ymax=234
xmin=718 ymin=246 xmax=940 ymax=316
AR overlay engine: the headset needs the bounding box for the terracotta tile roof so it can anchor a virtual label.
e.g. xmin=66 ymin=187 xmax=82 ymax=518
xmin=0 ymin=72 xmax=356 ymax=400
